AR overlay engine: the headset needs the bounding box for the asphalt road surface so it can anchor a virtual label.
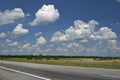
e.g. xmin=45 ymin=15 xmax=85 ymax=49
xmin=0 ymin=61 xmax=120 ymax=80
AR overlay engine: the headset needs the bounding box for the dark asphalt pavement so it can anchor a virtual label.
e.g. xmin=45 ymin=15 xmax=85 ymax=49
xmin=0 ymin=61 xmax=120 ymax=80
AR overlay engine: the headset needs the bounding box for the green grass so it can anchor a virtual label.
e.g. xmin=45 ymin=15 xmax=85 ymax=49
xmin=1 ymin=58 xmax=120 ymax=69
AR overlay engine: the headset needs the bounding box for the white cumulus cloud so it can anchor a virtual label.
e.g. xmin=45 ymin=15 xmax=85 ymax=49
xmin=0 ymin=32 xmax=6 ymax=38
xmin=9 ymin=41 xmax=19 ymax=47
xmin=51 ymin=31 xmax=68 ymax=42
xmin=22 ymin=43 xmax=31 ymax=49
xmin=51 ymin=19 xmax=117 ymax=42
xmin=35 ymin=32 xmax=42 ymax=37
xmin=0 ymin=8 xmax=25 ymax=25
xmin=108 ymin=40 xmax=117 ymax=47
xmin=30 ymin=4 xmax=59 ymax=26
xmin=117 ymin=0 xmax=120 ymax=2
xmin=90 ymin=27 xmax=117 ymax=40
xmin=36 ymin=36 xmax=47 ymax=45
xmin=12 ymin=24 xmax=29 ymax=35
xmin=6 ymin=39 xmax=12 ymax=43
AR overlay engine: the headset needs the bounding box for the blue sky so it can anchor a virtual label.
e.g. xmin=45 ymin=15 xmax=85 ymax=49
xmin=0 ymin=0 xmax=120 ymax=56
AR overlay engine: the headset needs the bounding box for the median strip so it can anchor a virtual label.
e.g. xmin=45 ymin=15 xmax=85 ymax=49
xmin=0 ymin=66 xmax=51 ymax=80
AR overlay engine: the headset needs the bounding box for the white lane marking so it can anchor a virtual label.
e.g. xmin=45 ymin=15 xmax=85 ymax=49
xmin=102 ymin=75 xmax=120 ymax=79
xmin=0 ymin=66 xmax=51 ymax=80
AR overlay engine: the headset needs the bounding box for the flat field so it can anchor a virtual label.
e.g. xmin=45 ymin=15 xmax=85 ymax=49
xmin=0 ymin=57 xmax=120 ymax=69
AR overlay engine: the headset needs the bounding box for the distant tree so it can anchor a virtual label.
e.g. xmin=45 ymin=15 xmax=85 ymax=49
xmin=35 ymin=55 xmax=42 ymax=60
xmin=26 ymin=55 xmax=32 ymax=60
xmin=0 ymin=57 xmax=4 ymax=60
xmin=46 ymin=55 xmax=51 ymax=60
xmin=53 ymin=57 xmax=59 ymax=60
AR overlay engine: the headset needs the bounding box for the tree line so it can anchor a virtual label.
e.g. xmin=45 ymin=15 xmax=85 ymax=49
xmin=0 ymin=55 xmax=120 ymax=60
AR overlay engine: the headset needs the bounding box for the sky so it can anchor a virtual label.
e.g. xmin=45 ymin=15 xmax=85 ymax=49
xmin=0 ymin=0 xmax=120 ymax=56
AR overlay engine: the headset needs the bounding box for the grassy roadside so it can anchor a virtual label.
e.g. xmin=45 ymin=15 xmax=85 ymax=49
xmin=1 ymin=58 xmax=120 ymax=69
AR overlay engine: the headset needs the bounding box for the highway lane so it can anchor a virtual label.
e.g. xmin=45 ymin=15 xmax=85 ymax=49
xmin=0 ymin=61 xmax=120 ymax=80
xmin=0 ymin=68 xmax=44 ymax=80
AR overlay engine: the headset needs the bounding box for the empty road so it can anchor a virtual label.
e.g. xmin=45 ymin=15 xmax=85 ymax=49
xmin=0 ymin=61 xmax=120 ymax=80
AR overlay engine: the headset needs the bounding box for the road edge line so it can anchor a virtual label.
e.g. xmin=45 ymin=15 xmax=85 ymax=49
xmin=101 ymin=75 xmax=120 ymax=79
xmin=0 ymin=66 xmax=51 ymax=80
